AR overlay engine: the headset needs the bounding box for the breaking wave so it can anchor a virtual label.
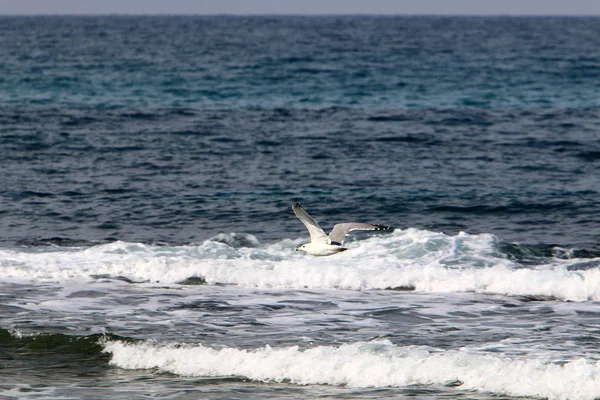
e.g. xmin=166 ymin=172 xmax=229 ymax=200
xmin=103 ymin=338 xmax=600 ymax=400
xmin=1 ymin=229 xmax=600 ymax=301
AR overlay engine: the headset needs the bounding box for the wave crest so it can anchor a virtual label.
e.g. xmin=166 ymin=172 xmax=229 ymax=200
xmin=1 ymin=229 xmax=600 ymax=301
xmin=103 ymin=339 xmax=600 ymax=400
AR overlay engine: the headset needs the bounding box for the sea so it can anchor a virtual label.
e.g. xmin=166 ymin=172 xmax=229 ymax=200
xmin=1 ymin=15 xmax=600 ymax=399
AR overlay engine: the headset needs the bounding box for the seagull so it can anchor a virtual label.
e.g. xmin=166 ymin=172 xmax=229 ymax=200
xmin=292 ymin=202 xmax=393 ymax=256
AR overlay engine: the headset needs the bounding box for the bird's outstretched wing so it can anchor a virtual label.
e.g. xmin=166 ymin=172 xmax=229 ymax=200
xmin=292 ymin=203 xmax=330 ymax=244
xmin=329 ymin=223 xmax=393 ymax=245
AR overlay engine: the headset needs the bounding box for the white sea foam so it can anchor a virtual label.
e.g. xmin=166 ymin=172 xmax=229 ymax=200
xmin=103 ymin=339 xmax=600 ymax=400
xmin=1 ymin=229 xmax=599 ymax=301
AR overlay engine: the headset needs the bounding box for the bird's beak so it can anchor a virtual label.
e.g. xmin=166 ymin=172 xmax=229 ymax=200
xmin=295 ymin=248 xmax=299 ymax=251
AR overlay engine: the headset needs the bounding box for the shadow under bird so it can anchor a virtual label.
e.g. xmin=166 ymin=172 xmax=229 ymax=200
xmin=292 ymin=202 xmax=393 ymax=256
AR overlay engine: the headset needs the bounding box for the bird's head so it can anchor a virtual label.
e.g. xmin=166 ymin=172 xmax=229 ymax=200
xmin=296 ymin=244 xmax=307 ymax=252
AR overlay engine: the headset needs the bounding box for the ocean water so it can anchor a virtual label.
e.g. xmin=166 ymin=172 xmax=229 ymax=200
xmin=1 ymin=15 xmax=600 ymax=399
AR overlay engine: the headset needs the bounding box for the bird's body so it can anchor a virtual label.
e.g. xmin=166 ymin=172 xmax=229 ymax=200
xmin=297 ymin=242 xmax=349 ymax=256
xmin=292 ymin=203 xmax=392 ymax=256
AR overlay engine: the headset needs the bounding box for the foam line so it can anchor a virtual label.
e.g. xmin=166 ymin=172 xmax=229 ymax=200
xmin=1 ymin=230 xmax=599 ymax=301
xmin=103 ymin=339 xmax=600 ymax=400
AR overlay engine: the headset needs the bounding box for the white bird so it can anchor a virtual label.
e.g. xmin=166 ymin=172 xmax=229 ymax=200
xmin=292 ymin=202 xmax=393 ymax=256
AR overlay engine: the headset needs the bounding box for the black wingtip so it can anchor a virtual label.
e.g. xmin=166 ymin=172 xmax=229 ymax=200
xmin=373 ymin=224 xmax=394 ymax=231
xmin=292 ymin=202 xmax=302 ymax=209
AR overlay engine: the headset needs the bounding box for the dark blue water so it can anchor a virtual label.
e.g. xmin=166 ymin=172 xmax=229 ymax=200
xmin=1 ymin=16 xmax=599 ymax=249
xmin=1 ymin=16 xmax=600 ymax=399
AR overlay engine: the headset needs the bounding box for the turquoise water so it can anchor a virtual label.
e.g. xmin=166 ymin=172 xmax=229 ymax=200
xmin=1 ymin=16 xmax=599 ymax=109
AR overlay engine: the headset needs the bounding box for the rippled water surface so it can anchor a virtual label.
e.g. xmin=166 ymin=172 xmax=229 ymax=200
xmin=1 ymin=15 xmax=600 ymax=400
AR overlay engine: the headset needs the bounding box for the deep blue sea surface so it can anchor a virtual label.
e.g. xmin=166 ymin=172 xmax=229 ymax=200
xmin=1 ymin=16 xmax=600 ymax=399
